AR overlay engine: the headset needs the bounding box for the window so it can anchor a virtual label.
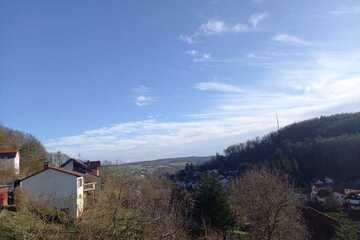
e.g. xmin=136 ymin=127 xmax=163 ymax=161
xmin=78 ymin=178 xmax=83 ymax=188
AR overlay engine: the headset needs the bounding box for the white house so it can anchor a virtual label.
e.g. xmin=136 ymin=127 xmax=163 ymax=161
xmin=0 ymin=146 xmax=20 ymax=175
xmin=20 ymin=164 xmax=84 ymax=218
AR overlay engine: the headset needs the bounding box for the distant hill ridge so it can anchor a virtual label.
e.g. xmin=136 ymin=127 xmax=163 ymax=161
xmin=121 ymin=156 xmax=212 ymax=167
xmin=103 ymin=156 xmax=212 ymax=175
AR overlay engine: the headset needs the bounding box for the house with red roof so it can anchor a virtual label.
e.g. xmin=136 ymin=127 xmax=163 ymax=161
xmin=19 ymin=162 xmax=84 ymax=218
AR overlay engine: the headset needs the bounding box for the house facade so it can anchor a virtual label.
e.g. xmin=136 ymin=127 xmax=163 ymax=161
xmin=0 ymin=146 xmax=20 ymax=175
xmin=20 ymin=165 xmax=84 ymax=218
xmin=344 ymin=191 xmax=360 ymax=211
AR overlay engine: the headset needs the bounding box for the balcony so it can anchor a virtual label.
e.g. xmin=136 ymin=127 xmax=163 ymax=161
xmin=83 ymin=182 xmax=96 ymax=192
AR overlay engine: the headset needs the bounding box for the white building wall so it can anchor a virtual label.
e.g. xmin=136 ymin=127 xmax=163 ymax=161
xmin=0 ymin=151 xmax=20 ymax=175
xmin=14 ymin=152 xmax=20 ymax=175
xmin=0 ymin=157 xmax=15 ymax=173
xmin=77 ymin=178 xmax=84 ymax=218
xmin=20 ymin=169 xmax=83 ymax=218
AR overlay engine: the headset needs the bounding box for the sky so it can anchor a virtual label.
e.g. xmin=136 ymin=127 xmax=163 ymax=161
xmin=1 ymin=0 xmax=360 ymax=162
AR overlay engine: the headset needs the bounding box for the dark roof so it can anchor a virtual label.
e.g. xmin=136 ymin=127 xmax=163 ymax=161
xmin=0 ymin=152 xmax=17 ymax=159
xmin=60 ymin=159 xmax=101 ymax=175
xmin=21 ymin=167 xmax=83 ymax=182
xmin=60 ymin=158 xmax=87 ymax=168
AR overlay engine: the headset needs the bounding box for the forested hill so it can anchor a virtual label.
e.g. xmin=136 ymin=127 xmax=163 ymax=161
xmin=0 ymin=125 xmax=47 ymax=176
xmin=195 ymin=112 xmax=360 ymax=185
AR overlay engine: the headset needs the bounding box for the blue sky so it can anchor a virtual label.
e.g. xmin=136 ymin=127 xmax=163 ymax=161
xmin=1 ymin=0 xmax=360 ymax=162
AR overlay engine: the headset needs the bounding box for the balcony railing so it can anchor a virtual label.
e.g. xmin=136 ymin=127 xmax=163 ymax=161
xmin=84 ymin=182 xmax=96 ymax=192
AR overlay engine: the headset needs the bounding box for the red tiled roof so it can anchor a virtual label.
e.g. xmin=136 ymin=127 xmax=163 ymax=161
xmin=21 ymin=166 xmax=83 ymax=182
xmin=0 ymin=146 xmax=18 ymax=153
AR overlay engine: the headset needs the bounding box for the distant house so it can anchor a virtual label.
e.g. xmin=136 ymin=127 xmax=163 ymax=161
xmin=60 ymin=159 xmax=101 ymax=201
xmin=61 ymin=158 xmax=100 ymax=184
xmin=344 ymin=191 xmax=360 ymax=211
xmin=61 ymin=159 xmax=101 ymax=177
xmin=0 ymin=146 xmax=20 ymax=175
xmin=311 ymin=177 xmax=334 ymax=200
xmin=20 ymin=163 xmax=84 ymax=218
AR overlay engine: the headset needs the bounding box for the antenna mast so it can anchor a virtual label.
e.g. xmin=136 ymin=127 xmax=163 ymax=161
xmin=276 ymin=113 xmax=280 ymax=131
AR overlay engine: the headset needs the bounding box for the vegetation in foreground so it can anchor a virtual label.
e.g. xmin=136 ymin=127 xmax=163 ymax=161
xmin=1 ymin=168 xmax=310 ymax=240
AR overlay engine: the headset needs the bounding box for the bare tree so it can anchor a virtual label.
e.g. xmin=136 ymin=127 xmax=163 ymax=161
xmin=229 ymin=168 xmax=307 ymax=240
xmin=78 ymin=174 xmax=187 ymax=240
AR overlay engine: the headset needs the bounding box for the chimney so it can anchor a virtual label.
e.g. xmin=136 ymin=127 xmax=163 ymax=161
xmin=44 ymin=160 xmax=49 ymax=169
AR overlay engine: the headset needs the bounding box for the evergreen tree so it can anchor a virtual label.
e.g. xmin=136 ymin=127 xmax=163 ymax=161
xmin=192 ymin=174 xmax=234 ymax=237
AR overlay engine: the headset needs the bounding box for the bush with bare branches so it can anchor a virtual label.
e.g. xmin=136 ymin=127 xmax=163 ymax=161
xmin=78 ymin=174 xmax=188 ymax=240
xmin=229 ymin=168 xmax=307 ymax=240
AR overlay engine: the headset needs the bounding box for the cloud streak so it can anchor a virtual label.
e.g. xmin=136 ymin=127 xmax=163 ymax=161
xmin=249 ymin=12 xmax=269 ymax=28
xmin=133 ymin=85 xmax=155 ymax=107
xmin=135 ymin=95 xmax=154 ymax=106
xmin=273 ymin=34 xmax=310 ymax=45
xmin=195 ymin=82 xmax=244 ymax=93
xmin=330 ymin=6 xmax=360 ymax=15
xmin=180 ymin=20 xmax=248 ymax=44
xmin=180 ymin=12 xmax=269 ymax=44
xmin=186 ymin=50 xmax=212 ymax=62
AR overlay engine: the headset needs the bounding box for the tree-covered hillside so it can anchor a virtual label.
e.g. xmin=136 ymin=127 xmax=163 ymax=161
xmin=0 ymin=125 xmax=47 ymax=176
xmin=197 ymin=112 xmax=360 ymax=185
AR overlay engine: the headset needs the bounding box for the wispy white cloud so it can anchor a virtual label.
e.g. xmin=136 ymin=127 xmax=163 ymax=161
xmin=272 ymin=34 xmax=310 ymax=45
xmin=133 ymin=85 xmax=155 ymax=107
xmin=249 ymin=12 xmax=269 ymax=28
xmin=133 ymin=85 xmax=150 ymax=94
xmin=46 ymin=51 xmax=360 ymax=162
xmin=186 ymin=50 xmax=199 ymax=57
xmin=135 ymin=95 xmax=154 ymax=106
xmin=180 ymin=13 xmax=269 ymax=45
xmin=199 ymin=20 xmax=249 ymax=34
xmin=195 ymin=81 xmax=244 ymax=93
xmin=180 ymin=34 xmax=197 ymax=44
xmin=180 ymin=19 xmax=250 ymax=44
xmin=186 ymin=50 xmax=212 ymax=62
xmin=330 ymin=6 xmax=360 ymax=15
